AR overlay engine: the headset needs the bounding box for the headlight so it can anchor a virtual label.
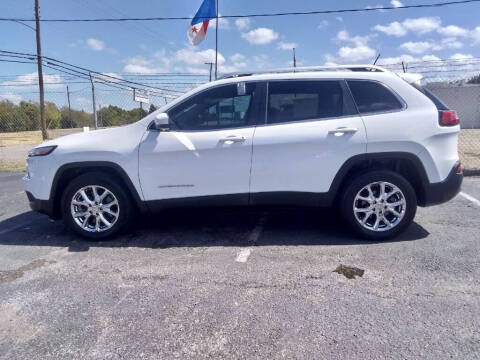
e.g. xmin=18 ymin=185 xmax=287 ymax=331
xmin=28 ymin=145 xmax=57 ymax=157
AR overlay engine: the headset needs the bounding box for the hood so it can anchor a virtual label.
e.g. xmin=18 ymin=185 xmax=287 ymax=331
xmin=34 ymin=122 xmax=145 ymax=152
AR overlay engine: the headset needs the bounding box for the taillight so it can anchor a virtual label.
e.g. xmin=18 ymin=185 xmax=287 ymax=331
xmin=456 ymin=163 xmax=463 ymax=174
xmin=439 ymin=110 xmax=459 ymax=126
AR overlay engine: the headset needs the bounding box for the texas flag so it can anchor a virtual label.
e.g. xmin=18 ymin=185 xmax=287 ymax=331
xmin=187 ymin=0 xmax=216 ymax=46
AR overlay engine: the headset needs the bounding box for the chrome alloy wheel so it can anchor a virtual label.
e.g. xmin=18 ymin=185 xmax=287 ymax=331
xmin=70 ymin=185 xmax=119 ymax=233
xmin=353 ymin=181 xmax=406 ymax=232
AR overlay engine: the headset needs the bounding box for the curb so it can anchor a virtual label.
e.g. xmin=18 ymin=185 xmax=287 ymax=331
xmin=464 ymin=168 xmax=480 ymax=177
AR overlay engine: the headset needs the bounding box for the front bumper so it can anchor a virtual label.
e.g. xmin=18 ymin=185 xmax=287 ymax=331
xmin=26 ymin=191 xmax=56 ymax=218
xmin=421 ymin=161 xmax=463 ymax=206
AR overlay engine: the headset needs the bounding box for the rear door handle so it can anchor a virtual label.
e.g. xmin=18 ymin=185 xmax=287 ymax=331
xmin=328 ymin=127 xmax=358 ymax=135
xmin=219 ymin=135 xmax=246 ymax=143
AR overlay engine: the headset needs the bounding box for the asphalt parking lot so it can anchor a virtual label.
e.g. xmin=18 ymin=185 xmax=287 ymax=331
xmin=1 ymin=171 xmax=480 ymax=359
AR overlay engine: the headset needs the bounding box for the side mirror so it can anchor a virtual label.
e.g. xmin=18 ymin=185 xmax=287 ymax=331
xmin=153 ymin=112 xmax=170 ymax=131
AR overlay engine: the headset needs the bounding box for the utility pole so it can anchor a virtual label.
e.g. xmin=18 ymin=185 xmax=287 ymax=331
xmin=215 ymin=0 xmax=219 ymax=80
xmin=66 ymin=85 xmax=72 ymax=128
xmin=35 ymin=0 xmax=47 ymax=140
xmin=205 ymin=62 xmax=213 ymax=81
xmin=98 ymin=103 xmax=103 ymax=126
xmin=293 ymin=47 xmax=297 ymax=69
xmin=89 ymin=73 xmax=98 ymax=130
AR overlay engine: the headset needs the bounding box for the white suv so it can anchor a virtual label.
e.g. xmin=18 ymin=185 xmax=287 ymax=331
xmin=24 ymin=65 xmax=463 ymax=240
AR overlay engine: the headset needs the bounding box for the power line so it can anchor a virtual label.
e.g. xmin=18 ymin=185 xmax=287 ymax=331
xmin=1 ymin=0 xmax=479 ymax=22
xmin=0 ymin=50 xmax=185 ymax=95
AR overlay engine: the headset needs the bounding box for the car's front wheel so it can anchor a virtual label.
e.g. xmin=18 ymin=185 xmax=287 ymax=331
xmin=61 ymin=172 xmax=133 ymax=240
xmin=340 ymin=170 xmax=417 ymax=240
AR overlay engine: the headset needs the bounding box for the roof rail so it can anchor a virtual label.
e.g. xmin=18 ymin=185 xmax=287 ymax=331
xmin=220 ymin=64 xmax=388 ymax=80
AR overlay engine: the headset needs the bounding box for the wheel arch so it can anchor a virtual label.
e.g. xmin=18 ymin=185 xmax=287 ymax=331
xmin=328 ymin=152 xmax=430 ymax=207
xmin=50 ymin=161 xmax=146 ymax=219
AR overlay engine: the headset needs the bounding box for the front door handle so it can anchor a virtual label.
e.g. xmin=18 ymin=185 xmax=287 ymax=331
xmin=219 ymin=135 xmax=246 ymax=143
xmin=328 ymin=127 xmax=358 ymax=135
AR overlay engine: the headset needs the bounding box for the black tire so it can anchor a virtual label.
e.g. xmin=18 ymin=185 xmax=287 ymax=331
xmin=61 ymin=172 xmax=134 ymax=240
xmin=340 ymin=170 xmax=417 ymax=241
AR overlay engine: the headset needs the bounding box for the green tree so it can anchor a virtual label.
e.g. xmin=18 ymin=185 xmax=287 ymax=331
xmin=148 ymin=104 xmax=157 ymax=114
xmin=19 ymin=101 xmax=40 ymax=131
xmin=45 ymin=102 xmax=61 ymax=129
xmin=467 ymin=74 xmax=480 ymax=84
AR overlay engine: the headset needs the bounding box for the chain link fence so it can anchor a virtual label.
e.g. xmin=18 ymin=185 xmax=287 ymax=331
xmin=1 ymin=62 xmax=480 ymax=170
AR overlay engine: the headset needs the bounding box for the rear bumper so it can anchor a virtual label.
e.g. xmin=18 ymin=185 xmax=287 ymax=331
xmin=26 ymin=191 xmax=56 ymax=218
xmin=421 ymin=161 xmax=463 ymax=207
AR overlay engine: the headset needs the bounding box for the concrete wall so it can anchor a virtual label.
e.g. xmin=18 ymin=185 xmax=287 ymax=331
xmin=428 ymin=84 xmax=480 ymax=129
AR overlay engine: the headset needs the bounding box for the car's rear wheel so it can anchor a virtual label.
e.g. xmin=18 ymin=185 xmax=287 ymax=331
xmin=340 ymin=170 xmax=417 ymax=240
xmin=61 ymin=172 xmax=133 ymax=240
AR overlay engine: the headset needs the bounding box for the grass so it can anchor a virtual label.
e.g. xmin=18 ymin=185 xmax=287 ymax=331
xmin=0 ymin=128 xmax=82 ymax=147
xmin=0 ymin=161 xmax=26 ymax=172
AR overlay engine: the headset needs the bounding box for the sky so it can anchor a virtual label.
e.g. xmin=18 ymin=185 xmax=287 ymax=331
xmin=1 ymin=0 xmax=480 ymax=108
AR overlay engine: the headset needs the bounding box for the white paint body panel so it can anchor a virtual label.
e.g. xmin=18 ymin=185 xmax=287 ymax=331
xmin=138 ymin=128 xmax=255 ymax=200
xmin=250 ymin=116 xmax=367 ymax=193
xmin=24 ymin=122 xmax=146 ymax=200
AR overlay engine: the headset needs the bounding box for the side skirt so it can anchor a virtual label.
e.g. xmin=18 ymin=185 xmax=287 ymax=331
xmin=144 ymin=192 xmax=331 ymax=212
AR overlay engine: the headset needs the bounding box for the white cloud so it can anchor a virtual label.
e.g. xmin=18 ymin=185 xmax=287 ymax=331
xmin=391 ymin=0 xmax=404 ymax=7
xmin=327 ymin=30 xmax=376 ymax=63
xmin=175 ymin=48 xmax=226 ymax=66
xmin=230 ymin=53 xmax=245 ymax=62
xmin=471 ymin=26 xmax=480 ymax=44
xmin=122 ymin=56 xmax=167 ymax=74
xmin=400 ymin=41 xmax=434 ymax=54
xmin=241 ymin=28 xmax=279 ymax=45
xmin=374 ymin=21 xmax=407 ymax=37
xmin=402 ymin=17 xmax=441 ymax=35
xmin=336 ymin=30 xmax=370 ymax=46
xmin=1 ymin=72 xmax=63 ymax=89
xmin=252 ymin=54 xmax=269 ymax=69
xmin=374 ymin=17 xmax=440 ymax=37
xmin=86 ymin=38 xmax=105 ymax=51
xmin=0 ymin=93 xmax=22 ymax=104
xmin=210 ymin=15 xmax=230 ymax=30
xmin=450 ymin=53 xmax=474 ymax=60
xmin=421 ymin=54 xmax=442 ymax=62
xmin=338 ymin=45 xmax=376 ymax=62
xmin=235 ymin=18 xmax=250 ymax=31
xmin=277 ymin=41 xmax=297 ymax=50
xmin=318 ymin=20 xmax=328 ymax=30
xmin=400 ymin=38 xmax=463 ymax=54
xmin=438 ymin=25 xmax=468 ymax=37
xmin=229 ymin=54 xmax=248 ymax=69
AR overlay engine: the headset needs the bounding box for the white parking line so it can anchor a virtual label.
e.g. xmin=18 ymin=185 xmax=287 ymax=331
xmin=235 ymin=216 xmax=266 ymax=263
xmin=459 ymin=191 xmax=480 ymax=207
xmin=235 ymin=249 xmax=251 ymax=263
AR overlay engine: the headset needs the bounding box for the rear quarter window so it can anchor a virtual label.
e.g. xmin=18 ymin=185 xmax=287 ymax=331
xmin=347 ymin=80 xmax=404 ymax=115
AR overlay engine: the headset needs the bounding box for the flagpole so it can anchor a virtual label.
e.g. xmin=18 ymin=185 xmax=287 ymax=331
xmin=215 ymin=0 xmax=218 ymax=80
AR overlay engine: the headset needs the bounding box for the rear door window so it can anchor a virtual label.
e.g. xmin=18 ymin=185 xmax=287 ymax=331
xmin=266 ymin=80 xmax=357 ymax=124
xmin=347 ymin=80 xmax=404 ymax=114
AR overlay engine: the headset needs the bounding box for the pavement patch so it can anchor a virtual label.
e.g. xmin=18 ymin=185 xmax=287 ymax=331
xmin=0 ymin=259 xmax=56 ymax=284
xmin=333 ymin=264 xmax=365 ymax=279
